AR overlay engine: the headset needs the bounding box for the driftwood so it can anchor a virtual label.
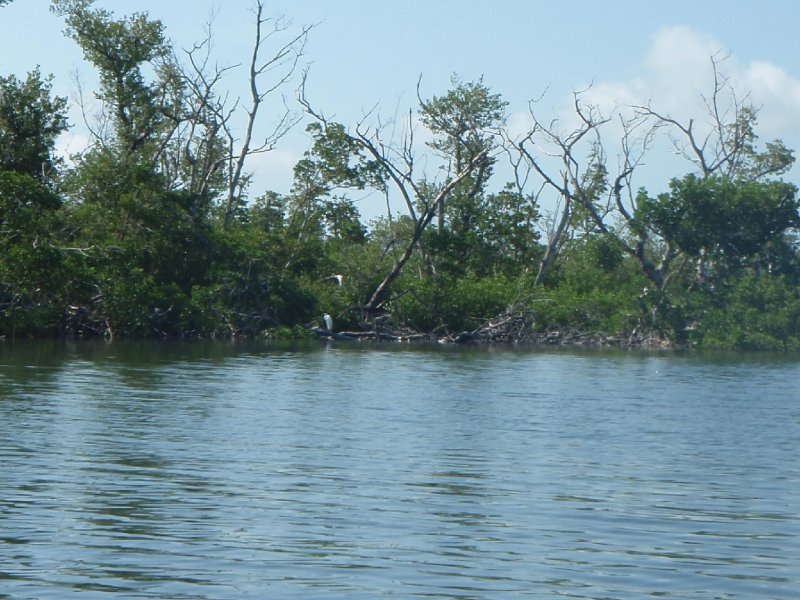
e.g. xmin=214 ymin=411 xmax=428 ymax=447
xmin=310 ymin=327 xmax=358 ymax=341
xmin=311 ymin=325 xmax=432 ymax=343
xmin=310 ymin=311 xmax=539 ymax=345
xmin=438 ymin=311 xmax=677 ymax=348
xmin=438 ymin=312 xmax=536 ymax=345
xmin=341 ymin=330 xmax=432 ymax=342
xmin=310 ymin=309 xmax=676 ymax=349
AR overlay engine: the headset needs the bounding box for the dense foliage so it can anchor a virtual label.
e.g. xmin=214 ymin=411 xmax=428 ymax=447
xmin=2 ymin=1 xmax=799 ymax=350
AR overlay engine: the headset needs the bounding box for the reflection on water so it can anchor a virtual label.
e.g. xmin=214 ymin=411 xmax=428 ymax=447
xmin=1 ymin=341 xmax=799 ymax=598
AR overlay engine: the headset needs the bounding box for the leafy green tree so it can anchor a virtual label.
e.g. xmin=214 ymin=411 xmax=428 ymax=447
xmin=0 ymin=172 xmax=66 ymax=336
xmin=637 ymin=175 xmax=800 ymax=274
xmin=420 ymin=76 xmax=506 ymax=233
xmin=426 ymin=184 xmax=540 ymax=279
xmin=56 ymin=151 xmax=213 ymax=337
xmin=0 ymin=68 xmax=70 ymax=337
xmin=321 ymin=197 xmax=366 ymax=245
xmin=52 ymin=0 xmax=172 ymax=156
xmin=534 ymin=235 xmax=649 ymax=337
xmin=466 ymin=186 xmax=541 ymax=276
xmin=187 ymin=223 xmax=316 ymax=337
xmin=0 ymin=69 xmax=69 ymax=179
xmin=695 ymin=274 xmax=800 ymax=351
xmin=300 ymin=78 xmax=494 ymax=316
xmin=416 ymin=76 xmax=541 ymax=332
xmin=45 ymin=2 xmax=202 ymax=336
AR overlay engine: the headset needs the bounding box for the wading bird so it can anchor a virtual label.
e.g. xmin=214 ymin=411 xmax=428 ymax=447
xmin=321 ymin=274 xmax=343 ymax=285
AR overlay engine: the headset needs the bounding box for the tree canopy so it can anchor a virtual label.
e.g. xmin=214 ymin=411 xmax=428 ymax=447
xmin=1 ymin=4 xmax=799 ymax=350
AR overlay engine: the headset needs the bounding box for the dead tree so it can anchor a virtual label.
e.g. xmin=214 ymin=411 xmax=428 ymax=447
xmin=300 ymin=80 xmax=492 ymax=313
xmin=633 ymin=54 xmax=794 ymax=183
xmin=509 ymin=88 xmax=672 ymax=289
xmin=166 ymin=1 xmax=314 ymax=224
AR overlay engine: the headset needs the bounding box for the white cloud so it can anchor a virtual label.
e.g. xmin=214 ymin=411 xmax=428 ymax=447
xmin=574 ymin=26 xmax=728 ymax=124
xmin=623 ymin=27 xmax=799 ymax=138
xmin=507 ymin=25 xmax=800 ymax=202
xmin=645 ymin=26 xmax=723 ymax=95
xmin=553 ymin=26 xmax=800 ymax=184
xmin=570 ymin=26 xmax=799 ymax=130
xmin=742 ymin=61 xmax=800 ymax=136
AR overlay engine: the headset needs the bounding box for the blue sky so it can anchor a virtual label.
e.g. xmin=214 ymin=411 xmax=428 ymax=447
xmin=3 ymin=1 xmax=800 ymax=221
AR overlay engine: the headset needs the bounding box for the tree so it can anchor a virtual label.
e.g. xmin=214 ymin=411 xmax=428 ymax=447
xmin=504 ymin=58 xmax=800 ymax=345
xmin=300 ymin=77 xmax=494 ymax=315
xmin=0 ymin=69 xmax=69 ymax=179
xmin=419 ymin=76 xmax=506 ymax=233
xmin=696 ymin=272 xmax=800 ymax=351
xmin=0 ymin=68 xmax=70 ymax=336
xmin=52 ymin=0 xmax=173 ymax=156
xmin=46 ymin=1 xmax=200 ymax=336
xmin=52 ymin=0 xmax=313 ymax=225
xmin=512 ymin=56 xmax=797 ymax=292
xmin=177 ymin=2 xmax=313 ymax=228
xmin=631 ymin=55 xmax=797 ymax=287
xmin=635 ymin=55 xmax=795 ymax=184
xmin=463 ymin=185 xmax=541 ymax=277
xmin=510 ymin=90 xmax=641 ymax=286
xmin=46 ymin=0 xmax=316 ymax=336
xmin=636 ymin=175 xmax=799 ymax=276
xmin=0 ymin=172 xmax=66 ymax=337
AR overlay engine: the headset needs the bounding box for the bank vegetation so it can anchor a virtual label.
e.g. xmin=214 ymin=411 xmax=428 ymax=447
xmin=2 ymin=1 xmax=799 ymax=351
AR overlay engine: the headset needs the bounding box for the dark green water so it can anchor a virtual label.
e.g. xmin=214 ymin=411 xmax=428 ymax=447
xmin=1 ymin=341 xmax=799 ymax=598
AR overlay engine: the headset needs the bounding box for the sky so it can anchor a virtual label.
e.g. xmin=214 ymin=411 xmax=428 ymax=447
xmin=2 ymin=0 xmax=800 ymax=222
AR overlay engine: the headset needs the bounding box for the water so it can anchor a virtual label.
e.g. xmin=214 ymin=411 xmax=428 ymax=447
xmin=1 ymin=341 xmax=799 ymax=599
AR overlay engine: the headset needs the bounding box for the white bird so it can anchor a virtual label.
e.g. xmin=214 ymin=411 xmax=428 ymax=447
xmin=322 ymin=274 xmax=343 ymax=285
xmin=323 ymin=313 xmax=333 ymax=332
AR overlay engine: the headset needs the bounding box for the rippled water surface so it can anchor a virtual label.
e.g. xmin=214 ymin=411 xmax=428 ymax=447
xmin=1 ymin=341 xmax=799 ymax=598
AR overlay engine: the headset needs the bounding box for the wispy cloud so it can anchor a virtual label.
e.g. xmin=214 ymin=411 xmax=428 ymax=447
xmin=583 ymin=26 xmax=800 ymax=142
xmin=742 ymin=61 xmax=800 ymax=136
xmin=503 ymin=26 xmax=800 ymax=198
